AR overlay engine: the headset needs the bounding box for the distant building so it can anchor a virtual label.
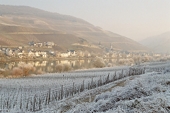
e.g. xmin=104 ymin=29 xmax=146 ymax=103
xmin=44 ymin=42 xmax=55 ymax=48
xmin=5 ymin=48 xmax=13 ymax=56
xmin=40 ymin=52 xmax=47 ymax=58
xmin=60 ymin=53 xmax=69 ymax=58
xmin=47 ymin=51 xmax=55 ymax=57
xmin=67 ymin=50 xmax=76 ymax=56
xmin=29 ymin=41 xmax=43 ymax=47
xmin=28 ymin=51 xmax=35 ymax=58
xmin=36 ymin=43 xmax=43 ymax=47
xmin=18 ymin=46 xmax=23 ymax=49
xmin=29 ymin=41 xmax=36 ymax=46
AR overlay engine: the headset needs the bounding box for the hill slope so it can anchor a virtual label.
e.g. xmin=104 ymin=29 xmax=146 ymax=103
xmin=140 ymin=31 xmax=170 ymax=53
xmin=0 ymin=5 xmax=147 ymax=52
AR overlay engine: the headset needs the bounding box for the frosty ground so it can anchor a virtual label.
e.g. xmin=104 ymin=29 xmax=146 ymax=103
xmin=65 ymin=70 xmax=170 ymax=113
xmin=0 ymin=61 xmax=170 ymax=113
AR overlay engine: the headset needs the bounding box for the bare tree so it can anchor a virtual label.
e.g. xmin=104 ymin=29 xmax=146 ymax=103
xmin=56 ymin=64 xmax=63 ymax=73
xmin=63 ymin=64 xmax=72 ymax=72
xmin=12 ymin=67 xmax=23 ymax=77
xmin=56 ymin=63 xmax=72 ymax=73
xmin=18 ymin=63 xmax=34 ymax=76
xmin=93 ymin=57 xmax=105 ymax=68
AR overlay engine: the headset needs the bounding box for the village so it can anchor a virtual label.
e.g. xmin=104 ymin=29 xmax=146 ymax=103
xmin=0 ymin=41 xmax=169 ymax=63
xmin=0 ymin=41 xmax=77 ymax=60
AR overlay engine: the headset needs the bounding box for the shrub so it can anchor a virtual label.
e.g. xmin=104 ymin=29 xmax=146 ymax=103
xmin=56 ymin=64 xmax=63 ymax=73
xmin=63 ymin=64 xmax=71 ymax=72
xmin=128 ymin=58 xmax=134 ymax=65
xmin=93 ymin=57 xmax=105 ymax=68
xmin=0 ymin=68 xmax=12 ymax=77
xmin=12 ymin=67 xmax=23 ymax=77
xmin=24 ymin=64 xmax=34 ymax=76
xmin=18 ymin=62 xmax=25 ymax=68
xmin=36 ymin=69 xmax=45 ymax=75
xmin=107 ymin=63 xmax=112 ymax=67
xmin=118 ymin=58 xmax=135 ymax=65
xmin=56 ymin=64 xmax=72 ymax=73
xmin=0 ymin=62 xmax=35 ymax=78
xmin=20 ymin=63 xmax=34 ymax=76
xmin=12 ymin=62 xmax=34 ymax=77
xmin=0 ymin=68 xmax=6 ymax=75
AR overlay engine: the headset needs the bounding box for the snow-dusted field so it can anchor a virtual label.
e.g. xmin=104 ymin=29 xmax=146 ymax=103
xmin=0 ymin=61 xmax=170 ymax=113
xmin=65 ymin=72 xmax=170 ymax=113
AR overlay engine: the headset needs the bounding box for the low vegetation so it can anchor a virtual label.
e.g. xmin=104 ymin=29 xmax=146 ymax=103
xmin=18 ymin=62 xmax=35 ymax=76
xmin=11 ymin=63 xmax=35 ymax=78
xmin=66 ymin=68 xmax=170 ymax=113
xmin=12 ymin=67 xmax=24 ymax=77
xmin=56 ymin=63 xmax=72 ymax=73
xmin=93 ymin=57 xmax=105 ymax=68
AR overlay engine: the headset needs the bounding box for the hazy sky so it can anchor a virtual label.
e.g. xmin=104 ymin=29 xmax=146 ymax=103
xmin=0 ymin=0 xmax=170 ymax=41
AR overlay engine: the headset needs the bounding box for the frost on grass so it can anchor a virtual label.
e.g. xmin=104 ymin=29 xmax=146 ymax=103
xmin=1 ymin=62 xmax=170 ymax=113
xmin=68 ymin=73 xmax=170 ymax=113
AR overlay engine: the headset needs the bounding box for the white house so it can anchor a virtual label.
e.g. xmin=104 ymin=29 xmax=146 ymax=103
xmin=28 ymin=51 xmax=35 ymax=58
xmin=44 ymin=42 xmax=55 ymax=48
xmin=126 ymin=53 xmax=132 ymax=58
xmin=18 ymin=46 xmax=23 ymax=49
xmin=18 ymin=52 xmax=24 ymax=58
xmin=35 ymin=51 xmax=40 ymax=57
xmin=40 ymin=52 xmax=47 ymax=58
xmin=46 ymin=42 xmax=55 ymax=46
xmin=67 ymin=50 xmax=76 ymax=57
xmin=154 ymin=53 xmax=161 ymax=57
xmin=5 ymin=48 xmax=13 ymax=56
xmin=60 ymin=53 xmax=69 ymax=58
xmin=36 ymin=43 xmax=43 ymax=47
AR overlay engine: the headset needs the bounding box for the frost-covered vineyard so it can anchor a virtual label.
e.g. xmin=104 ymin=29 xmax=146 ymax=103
xmin=0 ymin=61 xmax=170 ymax=113
xmin=66 ymin=67 xmax=170 ymax=113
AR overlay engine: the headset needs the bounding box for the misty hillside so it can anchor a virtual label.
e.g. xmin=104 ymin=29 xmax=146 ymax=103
xmin=140 ymin=31 xmax=170 ymax=53
xmin=0 ymin=5 xmax=147 ymax=52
